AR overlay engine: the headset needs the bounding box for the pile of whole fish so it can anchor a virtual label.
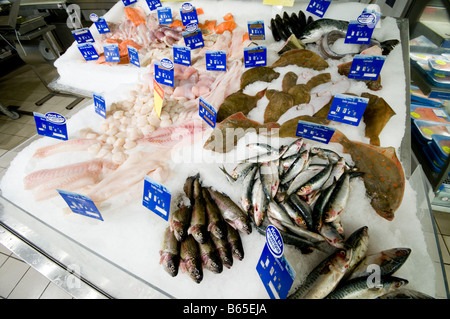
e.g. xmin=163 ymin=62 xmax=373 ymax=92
xmin=288 ymin=226 xmax=433 ymax=299
xmin=160 ymin=174 xmax=249 ymax=283
xmin=222 ymin=138 xmax=362 ymax=253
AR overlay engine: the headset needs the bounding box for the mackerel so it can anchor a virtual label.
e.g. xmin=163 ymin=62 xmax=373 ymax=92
xmin=159 ymin=226 xmax=180 ymax=277
xmin=348 ymin=248 xmax=411 ymax=280
xmin=343 ymin=226 xmax=370 ymax=279
xmin=326 ymin=276 xmax=408 ymax=299
xmin=288 ymin=249 xmax=352 ymax=299
xmin=378 ymin=288 xmax=434 ymax=299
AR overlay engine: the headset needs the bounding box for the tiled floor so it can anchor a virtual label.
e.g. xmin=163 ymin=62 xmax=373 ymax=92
xmin=0 ymin=63 xmax=449 ymax=299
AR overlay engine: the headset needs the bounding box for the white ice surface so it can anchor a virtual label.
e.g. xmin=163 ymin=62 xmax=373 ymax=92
xmin=0 ymin=1 xmax=438 ymax=298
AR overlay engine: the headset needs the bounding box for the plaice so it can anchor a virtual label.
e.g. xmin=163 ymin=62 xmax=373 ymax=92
xmin=330 ymin=130 xmax=405 ymax=221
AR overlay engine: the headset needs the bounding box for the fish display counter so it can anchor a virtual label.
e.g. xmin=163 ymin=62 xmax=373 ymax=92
xmin=0 ymin=0 xmax=449 ymax=299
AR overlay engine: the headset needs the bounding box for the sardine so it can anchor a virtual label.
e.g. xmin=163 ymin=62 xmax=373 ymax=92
xmin=229 ymin=162 xmax=255 ymax=180
xmin=343 ymin=226 xmax=370 ymax=279
xmin=210 ymin=233 xmax=234 ymax=269
xmin=278 ymin=199 xmax=308 ymax=228
xmin=310 ymin=147 xmax=342 ymax=164
xmin=282 ymin=138 xmax=304 ymax=159
xmin=279 ymin=154 xmax=299 ymax=177
xmin=326 ymin=276 xmax=409 ymax=299
xmin=288 ymin=193 xmax=313 ymax=230
xmin=319 ymin=222 xmax=345 ymax=248
xmin=188 ymin=178 xmax=207 ymax=244
xmin=226 ymin=223 xmax=244 ymax=260
xmin=260 ymin=161 xmax=279 ymax=199
xmin=240 ymin=165 xmax=258 ymax=214
xmin=286 ymin=167 xmax=322 ymax=196
xmin=207 ymin=188 xmax=252 ymax=234
xmin=281 ymin=150 xmax=309 ymax=184
xmin=251 ymin=177 xmax=268 ymax=227
xmin=348 ymin=248 xmax=411 ymax=280
xmin=297 ymin=163 xmax=333 ymax=196
xmin=199 ymin=236 xmax=223 ymax=274
xmin=159 ymin=227 xmax=180 ymax=277
xmin=377 ymin=288 xmax=434 ymax=299
xmin=288 ymin=249 xmax=352 ymax=299
xmin=180 ymin=235 xmax=203 ymax=284
xmin=169 ymin=204 xmax=192 ymax=242
xmin=321 ymin=157 xmax=346 ymax=190
xmin=312 ymin=182 xmax=337 ymax=232
xmin=242 ymin=145 xmax=288 ymax=163
xmin=323 ymin=172 xmax=351 ymax=223
xmin=268 ymin=200 xmax=324 ymax=243
xmin=202 ymin=188 xmax=228 ymax=240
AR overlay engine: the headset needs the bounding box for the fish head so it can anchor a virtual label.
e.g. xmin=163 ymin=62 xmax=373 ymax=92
xmin=235 ymin=217 xmax=252 ymax=234
xmin=332 ymin=249 xmax=352 ymax=272
xmin=297 ymin=185 xmax=311 ymax=196
xmin=163 ymin=256 xmax=179 ymax=277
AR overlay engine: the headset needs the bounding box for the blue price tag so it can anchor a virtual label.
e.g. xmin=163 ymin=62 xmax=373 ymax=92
xmin=327 ymin=94 xmax=369 ymax=126
xmin=306 ymin=0 xmax=331 ymax=18
xmin=58 ymin=190 xmax=103 ymax=221
xmin=244 ymin=46 xmax=267 ymax=68
xmin=206 ymin=50 xmax=227 ymax=71
xmin=143 ymin=176 xmax=171 ymax=221
xmin=182 ymin=24 xmax=204 ymax=50
xmin=247 ymin=20 xmax=265 ymax=40
xmin=157 ymin=7 xmax=173 ymax=25
xmin=122 ymin=0 xmax=137 ymax=6
xmin=296 ymin=120 xmax=335 ymax=144
xmin=256 ymin=226 xmax=295 ymax=299
xmin=104 ymin=43 xmax=120 ymax=63
xmin=93 ymin=93 xmax=106 ymax=118
xmin=94 ymin=17 xmax=110 ymax=34
xmin=146 ymin=0 xmax=162 ymax=11
xmin=72 ymin=28 xmax=95 ymax=44
xmin=128 ymin=45 xmax=140 ymax=67
xmin=180 ymin=2 xmax=198 ymax=26
xmin=155 ymin=58 xmax=174 ymax=87
xmin=77 ymin=43 xmax=99 ymax=61
xmin=348 ymin=54 xmax=385 ymax=80
xmin=345 ymin=10 xmax=380 ymax=44
xmin=199 ymin=97 xmax=217 ymax=128
xmin=33 ymin=112 xmax=68 ymax=141
xmin=173 ymin=45 xmax=191 ymax=66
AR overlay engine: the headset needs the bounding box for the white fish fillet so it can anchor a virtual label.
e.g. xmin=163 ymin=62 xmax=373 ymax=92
xmin=24 ymin=159 xmax=118 ymax=190
xmin=33 ymin=173 xmax=98 ymax=201
xmin=33 ymin=139 xmax=103 ymax=158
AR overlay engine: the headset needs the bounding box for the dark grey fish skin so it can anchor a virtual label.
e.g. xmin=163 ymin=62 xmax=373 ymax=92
xmin=377 ymin=288 xmax=434 ymax=299
xmin=169 ymin=204 xmax=192 ymax=242
xmin=281 ymin=150 xmax=309 ymax=184
xmin=159 ymin=227 xmax=180 ymax=277
xmin=199 ymin=236 xmax=223 ymax=274
xmin=210 ymin=233 xmax=233 ymax=269
xmin=207 ymin=187 xmax=252 ymax=235
xmin=180 ymin=235 xmax=203 ymax=284
xmin=202 ymin=188 xmax=228 ymax=240
xmin=183 ymin=174 xmax=199 ymax=205
xmin=348 ymin=248 xmax=411 ymax=280
xmin=188 ymin=178 xmax=207 ymax=244
xmin=226 ymin=223 xmax=244 ymax=261
xmin=279 ymin=199 xmax=308 ymax=229
xmin=323 ymin=172 xmax=351 ymax=223
xmin=326 ymin=276 xmax=409 ymax=299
